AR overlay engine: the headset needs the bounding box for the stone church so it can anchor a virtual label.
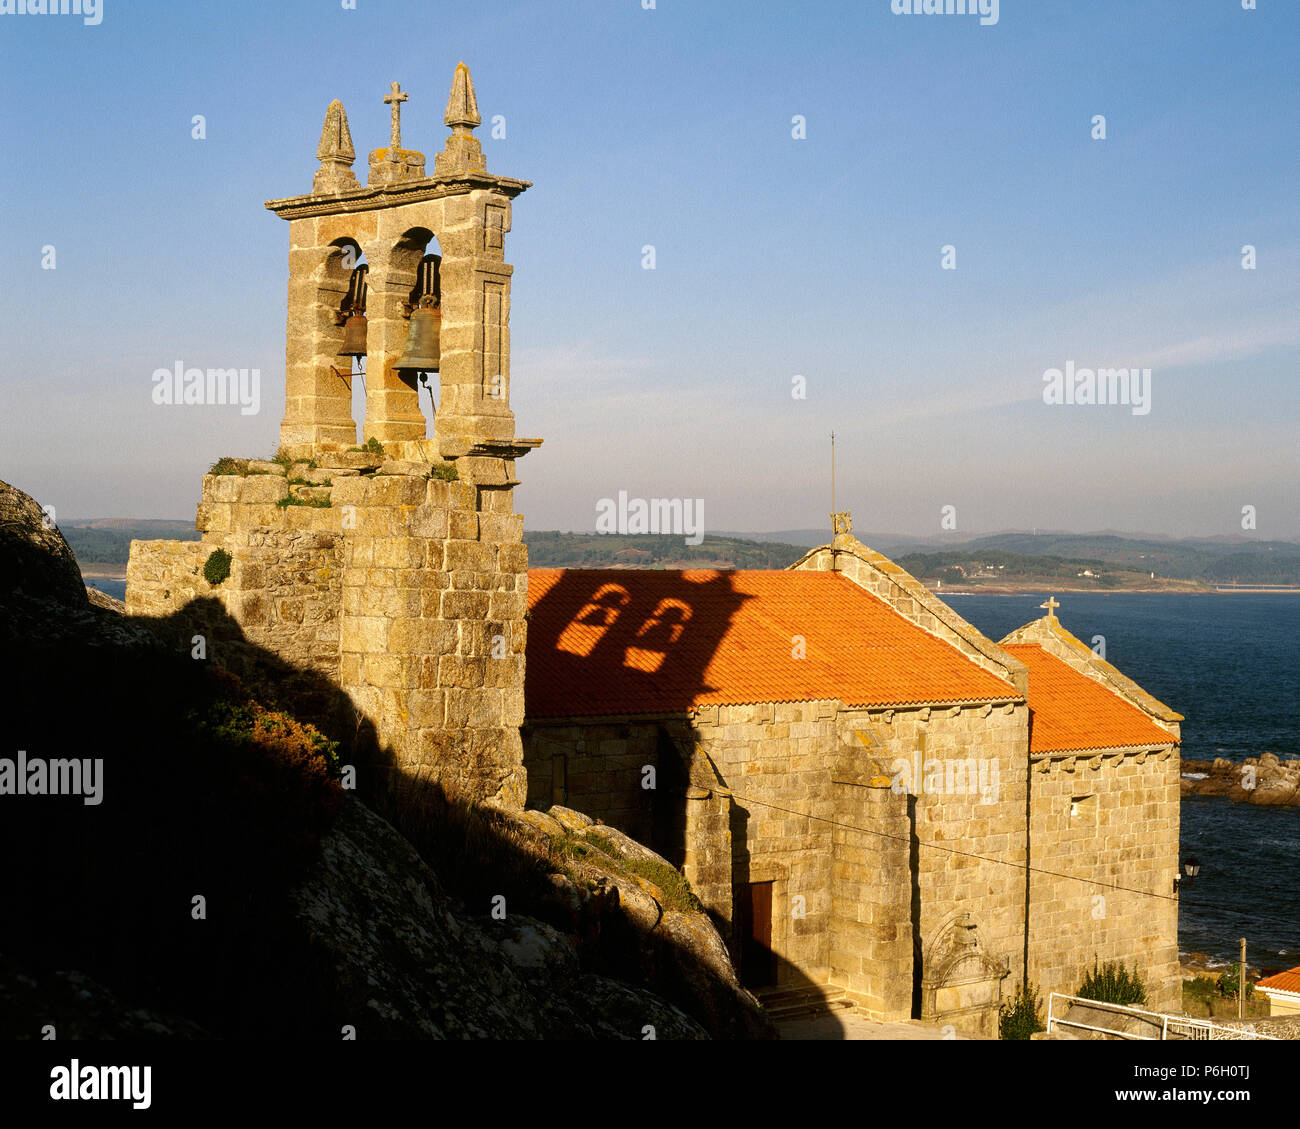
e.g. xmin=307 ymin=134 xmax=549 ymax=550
xmin=522 ymin=539 xmax=1183 ymax=1033
xmin=125 ymin=65 xmax=1183 ymax=1037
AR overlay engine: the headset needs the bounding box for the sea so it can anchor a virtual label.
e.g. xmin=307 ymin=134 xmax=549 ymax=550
xmin=86 ymin=578 xmax=1298 ymax=971
xmin=948 ymin=592 xmax=1300 ymax=973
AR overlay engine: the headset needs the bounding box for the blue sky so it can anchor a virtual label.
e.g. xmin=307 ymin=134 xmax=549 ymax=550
xmin=2 ymin=0 xmax=1297 ymax=539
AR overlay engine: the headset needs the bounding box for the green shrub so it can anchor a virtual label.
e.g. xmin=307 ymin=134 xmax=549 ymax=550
xmin=208 ymin=457 xmax=246 ymax=476
xmin=429 ymin=464 xmax=459 ymax=481
xmin=999 ymin=980 xmax=1046 ymax=1040
xmin=1217 ymin=962 xmax=1253 ymax=999
xmin=275 ymin=496 xmax=331 ymax=509
xmin=203 ymin=548 xmax=232 ymax=586
xmin=1078 ymin=958 xmax=1147 ymax=1007
xmin=364 ymin=436 xmax=384 ymax=455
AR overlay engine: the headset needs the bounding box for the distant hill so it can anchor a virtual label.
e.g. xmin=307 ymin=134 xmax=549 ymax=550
xmin=523 ymin=531 xmax=808 ymax=570
xmin=61 ymin=521 xmax=1300 ymax=586
xmin=716 ymin=529 xmax=932 ymax=555
xmin=894 ymin=549 xmax=1192 ymax=592
xmin=60 ymin=519 xmax=199 ymax=571
xmin=960 ymin=533 xmax=1300 ymax=584
xmin=722 ymin=529 xmax=1300 ymax=586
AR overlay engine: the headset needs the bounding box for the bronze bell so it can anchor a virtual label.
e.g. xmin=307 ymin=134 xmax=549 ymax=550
xmin=337 ymin=313 xmax=368 ymax=358
xmin=395 ymin=295 xmax=440 ymax=372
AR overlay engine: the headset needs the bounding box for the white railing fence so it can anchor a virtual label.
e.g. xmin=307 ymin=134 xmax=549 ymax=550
xmin=1044 ymin=992 xmax=1278 ymax=1041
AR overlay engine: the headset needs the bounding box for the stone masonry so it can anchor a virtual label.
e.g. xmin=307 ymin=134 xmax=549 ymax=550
xmin=523 ymin=531 xmax=1184 ymax=1033
xmin=128 ymin=65 xmax=539 ymax=809
xmin=268 ymin=64 xmax=529 ymax=458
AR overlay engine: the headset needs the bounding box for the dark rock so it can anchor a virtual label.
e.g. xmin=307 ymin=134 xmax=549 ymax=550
xmin=0 ymin=957 xmax=211 ymax=1040
xmin=86 ymin=585 xmax=126 ymax=613
xmin=288 ymin=798 xmax=708 ymax=1039
xmin=0 ymin=480 xmax=87 ymax=606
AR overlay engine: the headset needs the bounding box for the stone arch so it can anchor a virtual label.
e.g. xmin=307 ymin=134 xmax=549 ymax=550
xmin=279 ymin=235 xmax=368 ymax=453
xmin=315 ymin=238 xmax=365 ymax=322
xmin=388 ymin=226 xmax=440 ymax=293
xmin=920 ymin=909 xmax=1010 ymax=1037
xmin=315 ymin=238 xmax=368 ymax=435
xmin=361 ymin=227 xmax=443 ymax=446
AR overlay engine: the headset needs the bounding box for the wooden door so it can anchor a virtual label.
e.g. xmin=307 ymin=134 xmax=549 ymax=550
xmin=735 ymin=881 xmax=776 ymax=988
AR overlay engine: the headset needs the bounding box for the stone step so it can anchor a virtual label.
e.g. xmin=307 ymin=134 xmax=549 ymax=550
xmin=755 ymin=983 xmax=852 ymax=1021
xmin=753 ymin=983 xmax=837 ymax=1005
xmin=765 ymin=997 xmax=854 ymax=1021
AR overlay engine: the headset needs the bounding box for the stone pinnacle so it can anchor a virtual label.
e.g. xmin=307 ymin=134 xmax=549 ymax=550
xmin=316 ymin=99 xmax=356 ymax=162
xmin=313 ymin=99 xmax=360 ymax=194
xmin=444 ymin=61 xmax=481 ymax=130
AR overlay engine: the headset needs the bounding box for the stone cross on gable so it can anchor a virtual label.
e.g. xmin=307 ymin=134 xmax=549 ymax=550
xmin=1040 ymin=596 xmax=1060 ymax=618
xmin=384 ymin=81 xmax=409 ymax=151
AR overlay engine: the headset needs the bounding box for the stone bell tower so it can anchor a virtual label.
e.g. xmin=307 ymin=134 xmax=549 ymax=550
xmin=266 ymin=63 xmax=534 ymax=466
xmin=129 ymin=65 xmax=540 ymax=812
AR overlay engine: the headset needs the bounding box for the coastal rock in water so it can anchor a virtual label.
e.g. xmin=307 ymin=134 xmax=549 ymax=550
xmin=1180 ymin=757 xmax=1300 ymax=807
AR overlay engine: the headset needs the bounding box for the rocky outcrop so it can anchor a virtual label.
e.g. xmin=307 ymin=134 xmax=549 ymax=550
xmin=493 ymin=806 xmax=774 ymax=1040
xmin=86 ymin=585 xmax=127 ymax=613
xmin=0 ymin=958 xmax=212 ymax=1040
xmin=0 ymin=478 xmax=759 ymax=1040
xmin=1211 ymin=1014 xmax=1300 ymax=1040
xmin=0 ymin=480 xmax=87 ymax=605
xmin=1182 ymin=755 xmax=1300 ymax=806
xmin=288 ymin=798 xmax=706 ymax=1039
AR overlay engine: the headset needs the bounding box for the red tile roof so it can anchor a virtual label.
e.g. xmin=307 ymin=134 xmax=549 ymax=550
xmin=1256 ymin=967 xmax=1300 ymax=994
xmin=1002 ymin=643 xmax=1175 ymax=753
xmin=525 ymin=569 xmax=1017 ymax=719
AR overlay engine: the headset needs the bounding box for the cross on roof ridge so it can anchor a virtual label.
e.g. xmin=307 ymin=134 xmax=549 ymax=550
xmin=383 ymin=81 xmax=409 ymax=151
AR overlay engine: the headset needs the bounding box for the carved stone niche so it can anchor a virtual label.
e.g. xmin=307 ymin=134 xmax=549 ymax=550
xmin=920 ymin=910 xmax=1010 ymax=1038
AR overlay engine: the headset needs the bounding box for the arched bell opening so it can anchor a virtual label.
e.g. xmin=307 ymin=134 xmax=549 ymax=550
xmin=316 ymin=237 xmax=366 ymax=446
xmin=400 ymin=252 xmax=442 ymax=423
xmin=363 ymin=228 xmax=440 ymax=446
